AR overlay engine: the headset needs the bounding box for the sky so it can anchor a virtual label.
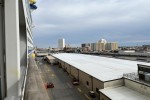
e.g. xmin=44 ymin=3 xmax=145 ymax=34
xmin=32 ymin=0 xmax=150 ymax=48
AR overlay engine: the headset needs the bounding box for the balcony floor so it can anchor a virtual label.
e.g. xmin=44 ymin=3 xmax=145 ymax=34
xmin=24 ymin=57 xmax=50 ymax=100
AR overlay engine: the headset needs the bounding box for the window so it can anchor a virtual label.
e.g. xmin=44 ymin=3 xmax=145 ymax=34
xmin=86 ymin=81 xmax=89 ymax=86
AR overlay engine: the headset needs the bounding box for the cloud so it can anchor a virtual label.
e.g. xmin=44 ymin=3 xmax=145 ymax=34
xmin=32 ymin=0 xmax=150 ymax=47
xmin=36 ymin=24 xmax=57 ymax=28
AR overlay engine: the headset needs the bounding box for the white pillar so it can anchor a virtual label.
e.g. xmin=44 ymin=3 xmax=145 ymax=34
xmin=5 ymin=0 xmax=20 ymax=100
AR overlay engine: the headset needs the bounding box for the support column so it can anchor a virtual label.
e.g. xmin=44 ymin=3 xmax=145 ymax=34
xmin=91 ymin=76 xmax=93 ymax=91
xmin=5 ymin=0 xmax=20 ymax=99
xmin=70 ymin=65 xmax=71 ymax=74
xmin=77 ymin=69 xmax=79 ymax=80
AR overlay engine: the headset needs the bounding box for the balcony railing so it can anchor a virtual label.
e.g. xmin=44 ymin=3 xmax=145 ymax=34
xmin=25 ymin=0 xmax=32 ymax=27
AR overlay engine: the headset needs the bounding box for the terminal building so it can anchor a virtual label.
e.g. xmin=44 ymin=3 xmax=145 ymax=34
xmin=0 ymin=0 xmax=36 ymax=100
xmin=52 ymin=53 xmax=150 ymax=100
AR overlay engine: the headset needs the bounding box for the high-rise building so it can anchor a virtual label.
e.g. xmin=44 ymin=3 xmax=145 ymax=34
xmin=81 ymin=43 xmax=91 ymax=51
xmin=91 ymin=43 xmax=97 ymax=51
xmin=90 ymin=39 xmax=107 ymax=52
xmin=98 ymin=42 xmax=106 ymax=51
xmin=58 ymin=38 xmax=65 ymax=49
xmin=83 ymin=39 xmax=118 ymax=52
xmin=105 ymin=42 xmax=118 ymax=51
xmin=99 ymin=38 xmax=107 ymax=43
xmin=81 ymin=43 xmax=91 ymax=48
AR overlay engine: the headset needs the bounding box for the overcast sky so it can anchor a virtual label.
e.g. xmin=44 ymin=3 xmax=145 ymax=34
xmin=32 ymin=0 xmax=150 ymax=48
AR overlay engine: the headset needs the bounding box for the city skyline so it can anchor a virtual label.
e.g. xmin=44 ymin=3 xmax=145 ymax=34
xmin=33 ymin=0 xmax=150 ymax=47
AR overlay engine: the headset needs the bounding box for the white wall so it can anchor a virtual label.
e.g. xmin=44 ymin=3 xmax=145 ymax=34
xmin=104 ymin=79 xmax=123 ymax=88
xmin=65 ymin=63 xmax=71 ymax=74
xmin=5 ymin=0 xmax=21 ymax=99
xmin=125 ymin=79 xmax=150 ymax=96
xmin=70 ymin=66 xmax=78 ymax=79
xmin=79 ymin=71 xmax=92 ymax=90
xmin=93 ymin=78 xmax=104 ymax=94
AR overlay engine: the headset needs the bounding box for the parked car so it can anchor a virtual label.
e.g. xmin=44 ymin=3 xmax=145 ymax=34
xmin=72 ymin=81 xmax=79 ymax=85
xmin=72 ymin=78 xmax=79 ymax=85
xmin=89 ymin=91 xmax=96 ymax=98
xmin=45 ymin=82 xmax=54 ymax=89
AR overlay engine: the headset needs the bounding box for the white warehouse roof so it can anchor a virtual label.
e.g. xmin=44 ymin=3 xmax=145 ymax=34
xmin=52 ymin=53 xmax=150 ymax=82
xmin=100 ymin=86 xmax=150 ymax=100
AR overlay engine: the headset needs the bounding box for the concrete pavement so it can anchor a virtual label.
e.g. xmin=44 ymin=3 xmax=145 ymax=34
xmin=24 ymin=57 xmax=99 ymax=100
xmin=37 ymin=57 xmax=84 ymax=100
xmin=24 ymin=58 xmax=50 ymax=100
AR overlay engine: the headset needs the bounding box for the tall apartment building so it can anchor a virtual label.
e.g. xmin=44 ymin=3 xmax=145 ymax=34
xmin=81 ymin=43 xmax=91 ymax=48
xmin=81 ymin=43 xmax=91 ymax=52
xmin=58 ymin=38 xmax=65 ymax=49
xmin=91 ymin=43 xmax=97 ymax=51
xmin=0 ymin=0 xmax=36 ymax=99
xmin=82 ymin=39 xmax=118 ymax=52
xmin=97 ymin=42 xmax=106 ymax=51
xmin=105 ymin=42 xmax=118 ymax=51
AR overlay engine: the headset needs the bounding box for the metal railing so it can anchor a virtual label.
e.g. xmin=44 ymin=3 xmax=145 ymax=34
xmin=25 ymin=0 xmax=32 ymax=27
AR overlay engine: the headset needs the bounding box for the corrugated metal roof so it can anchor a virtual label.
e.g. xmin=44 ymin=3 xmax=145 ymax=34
xmin=100 ymin=86 xmax=150 ymax=100
xmin=52 ymin=53 xmax=150 ymax=82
